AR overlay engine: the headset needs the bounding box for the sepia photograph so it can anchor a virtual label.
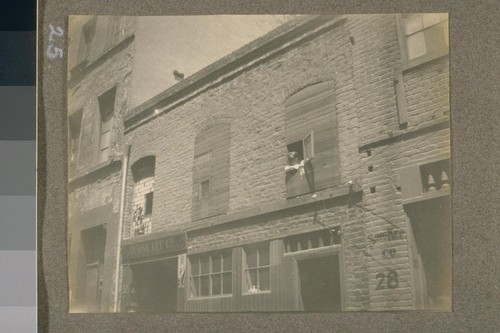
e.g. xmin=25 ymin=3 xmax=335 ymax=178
xmin=66 ymin=14 xmax=451 ymax=313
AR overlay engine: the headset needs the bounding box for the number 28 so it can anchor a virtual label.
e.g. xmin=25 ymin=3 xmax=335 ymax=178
xmin=375 ymin=270 xmax=399 ymax=290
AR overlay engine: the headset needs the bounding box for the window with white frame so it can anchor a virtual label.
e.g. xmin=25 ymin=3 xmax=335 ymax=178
xmin=399 ymin=13 xmax=449 ymax=62
xmin=243 ymin=243 xmax=270 ymax=293
xmin=189 ymin=250 xmax=232 ymax=298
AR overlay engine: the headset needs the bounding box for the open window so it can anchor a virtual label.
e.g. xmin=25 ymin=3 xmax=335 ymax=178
xmin=286 ymin=130 xmax=314 ymax=168
xmin=285 ymin=81 xmax=339 ymax=198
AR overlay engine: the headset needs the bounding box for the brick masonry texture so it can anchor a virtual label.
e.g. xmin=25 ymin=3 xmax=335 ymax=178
xmin=69 ymin=15 xmax=450 ymax=312
xmin=121 ymin=15 xmax=449 ymax=311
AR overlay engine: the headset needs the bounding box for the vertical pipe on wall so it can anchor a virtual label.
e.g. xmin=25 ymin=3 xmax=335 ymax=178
xmin=113 ymin=143 xmax=131 ymax=312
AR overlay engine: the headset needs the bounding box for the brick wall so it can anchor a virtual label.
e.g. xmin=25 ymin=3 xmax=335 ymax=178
xmin=348 ymin=14 xmax=450 ymax=310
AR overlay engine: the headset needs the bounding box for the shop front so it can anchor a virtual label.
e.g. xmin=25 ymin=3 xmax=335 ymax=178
xmin=120 ymin=230 xmax=187 ymax=312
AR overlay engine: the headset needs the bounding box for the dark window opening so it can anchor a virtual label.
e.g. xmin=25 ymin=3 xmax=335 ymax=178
xmin=144 ymin=192 xmax=153 ymax=216
xmin=200 ymin=180 xmax=210 ymax=199
xmin=287 ymin=140 xmax=303 ymax=164
xmin=129 ymin=258 xmax=178 ymax=312
xmin=131 ymin=156 xmax=156 ymax=182
xmin=286 ymin=131 xmax=314 ymax=167
xmin=77 ymin=17 xmax=97 ymax=64
xmin=284 ymin=227 xmax=341 ymax=253
xmin=370 ymin=187 xmax=376 ymax=193
xmin=98 ymin=87 xmax=116 ymax=163
xmin=298 ymin=255 xmax=342 ymax=312
xmin=69 ymin=109 xmax=83 ymax=170
xmin=420 ymin=159 xmax=450 ymax=193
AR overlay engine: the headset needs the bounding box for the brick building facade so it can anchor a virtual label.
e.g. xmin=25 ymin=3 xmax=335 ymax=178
xmin=68 ymin=14 xmax=450 ymax=313
xmin=67 ymin=15 xmax=292 ymax=312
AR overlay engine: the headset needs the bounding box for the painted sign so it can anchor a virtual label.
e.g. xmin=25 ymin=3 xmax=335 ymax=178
xmin=122 ymin=233 xmax=187 ymax=263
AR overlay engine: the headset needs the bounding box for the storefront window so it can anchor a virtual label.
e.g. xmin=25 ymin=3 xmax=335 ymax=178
xmin=189 ymin=249 xmax=232 ymax=298
xmin=243 ymin=244 xmax=270 ymax=293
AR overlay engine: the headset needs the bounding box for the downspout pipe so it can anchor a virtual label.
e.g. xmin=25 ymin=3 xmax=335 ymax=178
xmin=113 ymin=143 xmax=131 ymax=312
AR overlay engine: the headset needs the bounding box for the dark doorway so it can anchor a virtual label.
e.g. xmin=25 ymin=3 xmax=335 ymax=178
xmin=297 ymin=255 xmax=342 ymax=312
xmin=81 ymin=226 xmax=106 ymax=312
xmin=406 ymin=196 xmax=451 ymax=310
xmin=131 ymin=258 xmax=178 ymax=312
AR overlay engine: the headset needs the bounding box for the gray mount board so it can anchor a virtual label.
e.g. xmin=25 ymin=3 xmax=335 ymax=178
xmin=38 ymin=0 xmax=500 ymax=332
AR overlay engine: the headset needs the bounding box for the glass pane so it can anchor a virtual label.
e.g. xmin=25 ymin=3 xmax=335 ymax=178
xmin=259 ymin=246 xmax=270 ymax=266
xmin=223 ymin=250 xmax=232 ymax=271
xmin=190 ymin=257 xmax=199 ymax=276
xmin=407 ymin=32 xmax=427 ymax=60
xmin=200 ymin=255 xmax=209 ymax=274
xmin=190 ymin=277 xmax=198 ymax=297
xmin=422 ymin=13 xmax=444 ymax=28
xmin=404 ymin=15 xmax=423 ymax=35
xmin=200 ymin=275 xmax=209 ymax=296
xmin=246 ymin=248 xmax=257 ymax=268
xmin=222 ymin=272 xmax=232 ymax=294
xmin=424 ymin=24 xmax=447 ymax=53
xmin=246 ymin=269 xmax=257 ymax=292
xmin=212 ymin=274 xmax=221 ymax=295
xmin=212 ymin=254 xmax=221 ymax=273
xmin=259 ymin=267 xmax=270 ymax=291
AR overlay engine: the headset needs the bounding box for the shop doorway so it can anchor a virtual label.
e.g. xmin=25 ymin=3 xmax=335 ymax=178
xmin=81 ymin=226 xmax=106 ymax=312
xmin=297 ymin=254 xmax=342 ymax=312
xmin=406 ymin=197 xmax=451 ymax=310
xmin=131 ymin=258 xmax=178 ymax=312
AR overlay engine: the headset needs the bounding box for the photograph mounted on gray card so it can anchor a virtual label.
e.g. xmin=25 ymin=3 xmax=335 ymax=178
xmin=67 ymin=14 xmax=450 ymax=313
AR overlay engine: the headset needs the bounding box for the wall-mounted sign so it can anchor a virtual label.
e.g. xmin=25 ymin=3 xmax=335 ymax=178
xmin=122 ymin=233 xmax=187 ymax=263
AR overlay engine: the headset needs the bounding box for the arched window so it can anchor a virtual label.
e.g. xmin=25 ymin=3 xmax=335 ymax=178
xmin=192 ymin=123 xmax=230 ymax=221
xmin=285 ymin=81 xmax=340 ymax=197
xmin=131 ymin=156 xmax=155 ymax=236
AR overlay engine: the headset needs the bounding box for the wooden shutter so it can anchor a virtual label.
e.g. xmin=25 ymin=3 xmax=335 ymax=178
xmin=98 ymin=88 xmax=116 ymax=162
xmin=192 ymin=123 xmax=230 ymax=221
xmin=285 ymin=81 xmax=339 ymax=198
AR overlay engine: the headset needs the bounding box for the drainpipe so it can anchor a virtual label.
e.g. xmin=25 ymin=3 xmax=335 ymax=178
xmin=113 ymin=143 xmax=131 ymax=312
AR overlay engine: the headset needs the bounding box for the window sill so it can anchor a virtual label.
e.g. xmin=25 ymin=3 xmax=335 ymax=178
xmin=242 ymin=290 xmax=271 ymax=296
xmin=402 ymin=49 xmax=449 ymax=73
xmin=402 ymin=187 xmax=450 ymax=205
xmin=188 ymin=294 xmax=233 ymax=301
